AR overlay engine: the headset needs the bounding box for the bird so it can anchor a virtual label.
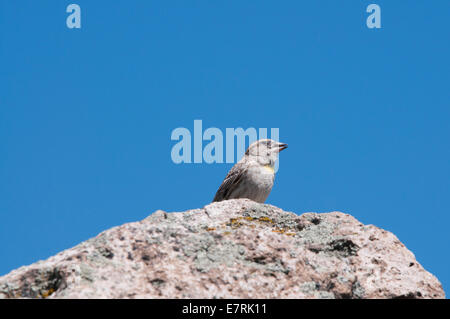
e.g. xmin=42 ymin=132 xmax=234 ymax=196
xmin=212 ymin=139 xmax=288 ymax=203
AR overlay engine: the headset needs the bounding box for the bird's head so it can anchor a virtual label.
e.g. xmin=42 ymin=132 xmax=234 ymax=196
xmin=245 ymin=139 xmax=288 ymax=166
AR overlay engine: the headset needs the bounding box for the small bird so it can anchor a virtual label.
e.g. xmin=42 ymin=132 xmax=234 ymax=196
xmin=212 ymin=139 xmax=288 ymax=203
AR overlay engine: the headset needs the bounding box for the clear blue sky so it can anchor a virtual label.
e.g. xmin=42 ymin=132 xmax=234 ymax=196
xmin=1 ymin=1 xmax=449 ymax=297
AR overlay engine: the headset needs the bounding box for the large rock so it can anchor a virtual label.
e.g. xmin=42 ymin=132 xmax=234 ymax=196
xmin=0 ymin=199 xmax=444 ymax=298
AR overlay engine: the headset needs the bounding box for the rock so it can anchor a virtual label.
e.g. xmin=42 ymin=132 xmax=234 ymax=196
xmin=0 ymin=199 xmax=444 ymax=299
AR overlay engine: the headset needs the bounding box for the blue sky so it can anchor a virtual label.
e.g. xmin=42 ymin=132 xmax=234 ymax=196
xmin=1 ymin=1 xmax=449 ymax=297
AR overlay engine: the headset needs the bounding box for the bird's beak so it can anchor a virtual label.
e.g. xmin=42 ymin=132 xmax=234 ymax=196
xmin=278 ymin=143 xmax=288 ymax=152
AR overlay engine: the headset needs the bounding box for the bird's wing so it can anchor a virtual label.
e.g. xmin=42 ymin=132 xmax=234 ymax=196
xmin=212 ymin=162 xmax=248 ymax=202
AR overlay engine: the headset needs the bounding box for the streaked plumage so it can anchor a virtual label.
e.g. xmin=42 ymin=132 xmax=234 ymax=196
xmin=213 ymin=139 xmax=287 ymax=203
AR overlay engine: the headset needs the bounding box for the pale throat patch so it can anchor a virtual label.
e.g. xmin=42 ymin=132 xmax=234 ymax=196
xmin=263 ymin=165 xmax=275 ymax=174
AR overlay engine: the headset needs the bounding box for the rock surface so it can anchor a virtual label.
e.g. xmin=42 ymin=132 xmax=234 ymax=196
xmin=0 ymin=199 xmax=445 ymax=299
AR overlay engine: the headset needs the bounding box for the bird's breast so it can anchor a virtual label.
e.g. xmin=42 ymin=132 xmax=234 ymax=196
xmin=247 ymin=165 xmax=275 ymax=190
xmin=225 ymin=164 xmax=275 ymax=203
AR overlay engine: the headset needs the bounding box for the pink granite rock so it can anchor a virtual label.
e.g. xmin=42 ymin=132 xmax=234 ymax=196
xmin=0 ymin=199 xmax=444 ymax=298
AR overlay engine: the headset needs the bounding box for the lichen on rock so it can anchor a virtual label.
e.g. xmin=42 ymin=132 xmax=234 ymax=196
xmin=0 ymin=199 xmax=445 ymax=299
